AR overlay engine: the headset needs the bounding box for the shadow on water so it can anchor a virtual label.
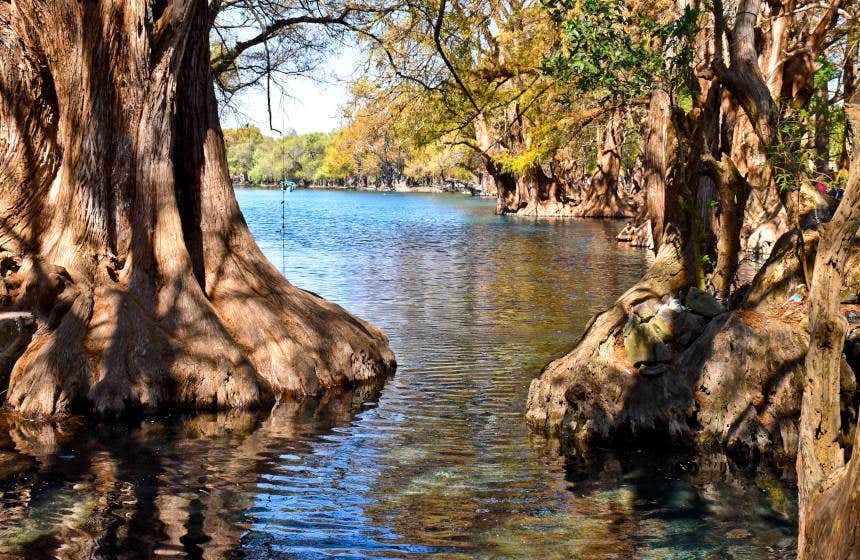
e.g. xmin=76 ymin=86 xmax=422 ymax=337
xmin=0 ymin=190 xmax=797 ymax=559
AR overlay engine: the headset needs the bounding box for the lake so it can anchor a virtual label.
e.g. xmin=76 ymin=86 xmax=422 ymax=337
xmin=0 ymin=189 xmax=797 ymax=559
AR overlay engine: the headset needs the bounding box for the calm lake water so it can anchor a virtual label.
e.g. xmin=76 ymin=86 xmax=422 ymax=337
xmin=0 ymin=189 xmax=797 ymax=559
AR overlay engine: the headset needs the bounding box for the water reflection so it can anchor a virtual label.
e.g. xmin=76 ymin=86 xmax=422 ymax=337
xmin=0 ymin=191 xmax=795 ymax=559
xmin=0 ymin=382 xmax=385 ymax=559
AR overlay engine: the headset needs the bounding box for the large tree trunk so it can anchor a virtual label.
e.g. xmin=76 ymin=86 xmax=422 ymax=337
xmin=841 ymin=48 xmax=858 ymax=173
xmin=0 ymin=0 xmax=395 ymax=417
xmin=705 ymin=153 xmax=752 ymax=301
xmin=525 ymin=226 xmax=695 ymax=440
xmin=797 ymin=91 xmax=860 ymax=560
xmin=814 ymin=83 xmax=831 ymax=175
xmin=637 ymin=91 xmax=672 ymax=249
xmin=573 ymin=108 xmax=635 ymax=218
xmin=475 ymin=112 xmax=522 ymax=215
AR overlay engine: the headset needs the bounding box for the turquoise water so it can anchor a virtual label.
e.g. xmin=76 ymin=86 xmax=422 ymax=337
xmin=0 ymin=189 xmax=796 ymax=559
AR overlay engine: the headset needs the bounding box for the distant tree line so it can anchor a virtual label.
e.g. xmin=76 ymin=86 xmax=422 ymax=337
xmin=224 ymin=119 xmax=477 ymax=189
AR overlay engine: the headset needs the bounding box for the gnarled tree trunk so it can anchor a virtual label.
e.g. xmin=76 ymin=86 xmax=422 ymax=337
xmin=841 ymin=48 xmax=857 ymax=173
xmin=797 ymin=90 xmax=860 ymax=560
xmin=573 ymin=108 xmax=634 ymax=218
xmin=0 ymin=0 xmax=395 ymax=417
xmin=705 ymin=153 xmax=752 ymax=301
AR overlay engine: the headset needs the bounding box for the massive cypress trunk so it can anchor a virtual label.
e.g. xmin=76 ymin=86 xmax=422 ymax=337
xmin=796 ymin=90 xmax=860 ymax=560
xmin=0 ymin=0 xmax=395 ymax=417
xmin=573 ymin=108 xmax=635 ymax=218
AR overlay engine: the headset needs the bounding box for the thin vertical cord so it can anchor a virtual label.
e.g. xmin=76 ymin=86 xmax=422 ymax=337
xmin=281 ymin=107 xmax=287 ymax=276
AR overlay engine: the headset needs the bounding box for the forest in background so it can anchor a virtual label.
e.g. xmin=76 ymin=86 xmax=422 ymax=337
xmin=223 ymin=125 xmax=478 ymax=190
xmin=221 ymin=0 xmax=852 ymax=221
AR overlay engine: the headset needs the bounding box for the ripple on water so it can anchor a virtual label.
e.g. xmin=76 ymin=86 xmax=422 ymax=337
xmin=0 ymin=190 xmax=796 ymax=559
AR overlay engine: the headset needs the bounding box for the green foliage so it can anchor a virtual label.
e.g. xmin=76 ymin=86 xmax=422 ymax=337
xmin=543 ymin=0 xmax=700 ymax=102
xmin=767 ymin=55 xmax=847 ymax=193
xmin=771 ymin=107 xmax=810 ymax=193
xmin=224 ymin=128 xmax=336 ymax=184
xmin=225 ymin=114 xmax=477 ymax=186
xmin=224 ymin=125 xmax=265 ymax=178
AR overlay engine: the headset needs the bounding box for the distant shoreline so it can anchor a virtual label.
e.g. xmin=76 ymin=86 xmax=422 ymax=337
xmin=233 ymin=181 xmax=492 ymax=197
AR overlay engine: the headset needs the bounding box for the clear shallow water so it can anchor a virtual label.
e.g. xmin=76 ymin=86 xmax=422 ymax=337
xmin=0 ymin=189 xmax=796 ymax=559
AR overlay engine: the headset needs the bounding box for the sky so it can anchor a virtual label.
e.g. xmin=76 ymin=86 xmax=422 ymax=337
xmin=219 ymin=46 xmax=362 ymax=136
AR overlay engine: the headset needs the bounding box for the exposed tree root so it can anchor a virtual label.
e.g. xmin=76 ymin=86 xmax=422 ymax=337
xmin=0 ymin=1 xmax=395 ymax=419
xmin=526 ymin=232 xmax=689 ymax=441
xmin=527 ymin=227 xmax=860 ymax=462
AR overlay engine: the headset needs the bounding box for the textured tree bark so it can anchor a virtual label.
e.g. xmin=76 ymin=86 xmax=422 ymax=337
xmin=801 ymin=402 xmax=860 ymax=558
xmin=705 ymin=154 xmax=752 ymax=301
xmin=478 ymin=103 xmax=571 ymax=217
xmin=714 ymin=0 xmax=778 ymax=148
xmin=841 ymin=49 xmax=858 ymax=173
xmin=0 ymin=0 xmax=395 ymax=417
xmin=573 ymin=108 xmax=635 ymax=218
xmin=814 ymin=83 xmax=831 ymax=175
xmin=638 ymin=91 xmax=672 ymax=249
xmin=797 ymin=90 xmax=860 ymax=560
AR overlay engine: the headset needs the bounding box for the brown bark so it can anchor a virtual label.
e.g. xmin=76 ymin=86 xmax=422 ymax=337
xmin=797 ymin=90 xmax=860 ymax=559
xmin=0 ymin=0 xmax=394 ymax=417
xmin=713 ymin=0 xmax=778 ymax=149
xmin=802 ymin=400 xmax=860 ymax=558
xmin=477 ymin=114 xmax=571 ymax=217
xmin=573 ymin=108 xmax=635 ymax=218
xmin=704 ymin=154 xmax=752 ymax=301
xmin=525 ymin=226 xmax=694 ymax=440
xmin=841 ymin=48 xmax=858 ymax=173
xmin=814 ymin=83 xmax=831 ymax=175
xmin=638 ymin=91 xmax=671 ymax=249
xmin=475 ymin=112 xmax=523 ymax=215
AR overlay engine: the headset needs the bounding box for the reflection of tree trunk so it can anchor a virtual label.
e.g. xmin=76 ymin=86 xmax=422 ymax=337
xmin=574 ymin=109 xmax=634 ymax=218
xmin=0 ymin=1 xmax=394 ymax=417
xmin=797 ymin=91 xmax=860 ymax=559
